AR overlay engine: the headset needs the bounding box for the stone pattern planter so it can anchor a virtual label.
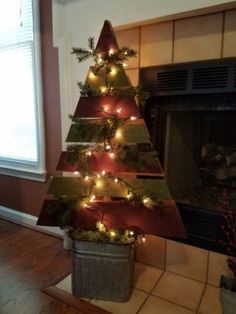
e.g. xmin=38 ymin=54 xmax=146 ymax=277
xmin=220 ymin=275 xmax=236 ymax=314
xmin=72 ymin=239 xmax=135 ymax=302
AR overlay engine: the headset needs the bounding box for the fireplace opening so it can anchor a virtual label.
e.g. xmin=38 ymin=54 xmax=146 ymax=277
xmin=144 ymin=93 xmax=236 ymax=253
xmin=140 ymin=54 xmax=236 ymax=253
xmin=164 ymin=110 xmax=236 ymax=212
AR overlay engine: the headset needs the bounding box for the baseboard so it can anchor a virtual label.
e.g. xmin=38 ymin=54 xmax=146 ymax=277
xmin=0 ymin=206 xmax=63 ymax=238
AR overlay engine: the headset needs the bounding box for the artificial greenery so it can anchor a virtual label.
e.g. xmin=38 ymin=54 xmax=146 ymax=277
xmin=66 ymin=144 xmax=92 ymax=175
xmin=72 ymin=36 xmax=137 ymax=75
xmin=45 ymin=196 xmax=77 ymax=228
xmin=117 ymin=145 xmax=159 ymax=172
xmin=77 ymin=82 xmax=148 ymax=112
xmin=71 ymin=112 xmax=125 ymax=145
xmin=71 ymin=37 xmax=96 ymax=63
xmin=71 ymin=226 xmax=136 ymax=244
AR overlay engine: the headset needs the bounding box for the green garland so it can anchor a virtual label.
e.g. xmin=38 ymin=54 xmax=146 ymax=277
xmin=72 ymin=36 xmax=137 ymax=74
xmin=71 ymin=227 xmax=136 ymax=244
xmin=77 ymin=82 xmax=148 ymax=112
xmin=45 ymin=196 xmax=77 ymax=228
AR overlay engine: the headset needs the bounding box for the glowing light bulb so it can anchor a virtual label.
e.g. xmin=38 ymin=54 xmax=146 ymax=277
xmin=90 ymin=194 xmax=95 ymax=202
xmin=83 ymin=203 xmax=89 ymax=208
xmin=115 ymin=130 xmax=122 ymax=138
xmin=142 ymin=236 xmax=146 ymax=243
xmin=84 ymin=176 xmax=89 ymax=181
xmin=116 ymin=107 xmax=122 ymax=113
xmin=129 ymin=231 xmax=134 ymax=236
xmin=101 ymin=87 xmax=107 ymax=93
xmin=97 ymin=221 xmax=106 ymax=233
xmin=143 ymin=197 xmax=149 ymax=204
xmin=96 ymin=180 xmax=102 ymax=188
xmin=110 ymin=67 xmax=117 ymax=76
xmin=130 ymin=116 xmax=137 ymax=121
xmin=123 ymin=63 xmax=127 ymax=67
xmin=101 ymin=170 xmax=106 ymax=176
xmin=127 ymin=192 xmax=133 ymax=200
xmin=89 ymin=71 xmax=96 ymax=79
xmin=86 ymin=151 xmax=92 ymax=157
xmin=109 ymin=48 xmax=114 ymax=55
xmin=97 ymin=54 xmax=102 ymax=63
xmin=109 ymin=152 xmax=115 ymax=159
xmin=110 ymin=230 xmax=116 ymax=237
xmin=114 ymin=178 xmax=118 ymax=183
xmin=73 ymin=171 xmax=79 ymax=175
xmin=104 ymin=105 xmax=109 ymax=112
xmin=105 ymin=144 xmax=111 ymax=150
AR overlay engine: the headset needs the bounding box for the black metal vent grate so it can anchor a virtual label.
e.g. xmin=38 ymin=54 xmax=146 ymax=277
xmin=192 ymin=66 xmax=228 ymax=89
xmin=156 ymin=70 xmax=188 ymax=92
xmin=140 ymin=58 xmax=236 ymax=95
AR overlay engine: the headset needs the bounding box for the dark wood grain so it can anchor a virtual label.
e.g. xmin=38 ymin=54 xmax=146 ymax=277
xmin=0 ymin=219 xmax=84 ymax=313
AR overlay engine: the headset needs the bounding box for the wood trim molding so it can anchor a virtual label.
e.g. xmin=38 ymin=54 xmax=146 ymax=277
xmin=0 ymin=205 xmax=63 ymax=238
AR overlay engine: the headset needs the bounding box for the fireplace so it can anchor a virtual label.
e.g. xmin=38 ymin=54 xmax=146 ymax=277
xmin=140 ymin=58 xmax=236 ymax=253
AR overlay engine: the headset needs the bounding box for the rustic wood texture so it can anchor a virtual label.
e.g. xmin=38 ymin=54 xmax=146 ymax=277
xmin=73 ymin=96 xmax=141 ymax=119
xmin=85 ymin=65 xmax=131 ymax=89
xmin=66 ymin=119 xmax=150 ymax=144
xmin=0 ymin=219 xmax=85 ymax=313
xmin=57 ymin=151 xmax=164 ymax=177
xmin=37 ymin=199 xmax=186 ymax=239
xmin=95 ymin=20 xmax=119 ymax=54
xmin=47 ymin=177 xmax=171 ymax=199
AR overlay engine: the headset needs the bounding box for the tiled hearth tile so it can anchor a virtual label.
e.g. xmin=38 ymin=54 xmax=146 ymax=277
xmin=207 ymin=251 xmax=231 ymax=287
xmin=166 ymin=240 xmax=208 ymax=282
xmin=90 ymin=288 xmax=147 ymax=314
xmin=134 ymin=261 xmax=163 ymax=292
xmin=152 ymin=272 xmax=205 ymax=311
xmin=198 ymin=285 xmax=222 ymax=314
xmin=115 ymin=27 xmax=139 ymax=68
xmin=56 ymin=274 xmax=72 ymax=293
xmin=139 ymin=295 xmax=195 ymax=314
xmin=135 ymin=235 xmax=165 ymax=269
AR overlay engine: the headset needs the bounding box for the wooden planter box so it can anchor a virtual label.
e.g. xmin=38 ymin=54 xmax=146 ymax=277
xmin=71 ymin=239 xmax=135 ymax=302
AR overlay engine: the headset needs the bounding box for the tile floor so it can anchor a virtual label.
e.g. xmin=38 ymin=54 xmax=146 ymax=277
xmin=56 ymin=261 xmax=223 ymax=314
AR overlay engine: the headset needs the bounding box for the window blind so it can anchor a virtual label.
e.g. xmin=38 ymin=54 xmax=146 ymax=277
xmin=0 ymin=0 xmax=45 ymax=181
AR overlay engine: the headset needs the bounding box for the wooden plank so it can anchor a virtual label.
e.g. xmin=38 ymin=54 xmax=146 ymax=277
xmin=47 ymin=177 xmax=171 ymax=200
xmin=57 ymin=151 xmax=164 ymax=177
xmin=85 ymin=65 xmax=131 ymax=89
xmin=37 ymin=200 xmax=186 ymax=238
xmin=48 ymin=177 xmax=91 ymax=196
xmin=66 ymin=119 xmax=150 ymax=144
xmin=73 ymin=201 xmax=186 ymax=238
xmin=73 ymin=96 xmax=141 ymax=119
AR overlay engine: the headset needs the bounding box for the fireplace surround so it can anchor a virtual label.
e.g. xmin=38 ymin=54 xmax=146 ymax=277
xmin=140 ymin=58 xmax=236 ymax=254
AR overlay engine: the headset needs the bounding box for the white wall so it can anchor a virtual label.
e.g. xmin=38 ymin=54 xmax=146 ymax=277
xmin=52 ymin=0 xmax=236 ymax=145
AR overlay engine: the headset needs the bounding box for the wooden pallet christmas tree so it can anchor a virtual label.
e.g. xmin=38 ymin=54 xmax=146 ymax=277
xmin=37 ymin=21 xmax=185 ymax=241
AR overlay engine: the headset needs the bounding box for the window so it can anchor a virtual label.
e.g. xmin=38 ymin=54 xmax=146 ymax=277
xmin=0 ymin=0 xmax=45 ymax=181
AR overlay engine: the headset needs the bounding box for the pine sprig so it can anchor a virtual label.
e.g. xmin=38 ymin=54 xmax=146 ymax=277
xmin=108 ymin=47 xmax=137 ymax=64
xmin=72 ymin=37 xmax=96 ymax=62
xmin=72 ymin=36 xmax=137 ymax=72
xmin=77 ymin=82 xmax=149 ymax=112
